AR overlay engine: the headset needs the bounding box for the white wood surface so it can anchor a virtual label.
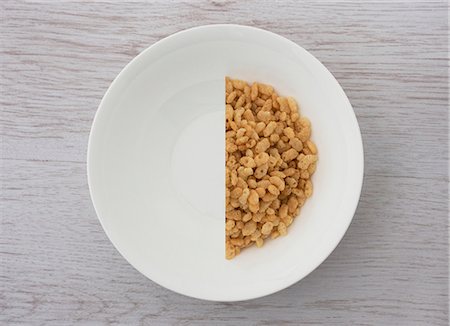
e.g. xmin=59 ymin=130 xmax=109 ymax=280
xmin=1 ymin=1 xmax=448 ymax=325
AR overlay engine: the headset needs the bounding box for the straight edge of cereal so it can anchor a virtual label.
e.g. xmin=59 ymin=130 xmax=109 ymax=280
xmin=225 ymin=77 xmax=318 ymax=260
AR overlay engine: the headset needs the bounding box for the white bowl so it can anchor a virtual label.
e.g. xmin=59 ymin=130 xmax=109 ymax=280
xmin=88 ymin=24 xmax=364 ymax=301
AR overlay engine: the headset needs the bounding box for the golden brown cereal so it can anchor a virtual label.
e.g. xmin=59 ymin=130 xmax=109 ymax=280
xmin=225 ymin=220 xmax=235 ymax=231
xmin=254 ymin=163 xmax=269 ymax=179
xmin=267 ymin=184 xmax=280 ymax=196
xmin=226 ymin=91 xmax=237 ymax=104
xmin=242 ymin=221 xmax=257 ymax=236
xmin=281 ymin=148 xmax=299 ymax=162
xmin=297 ymin=153 xmax=318 ymax=170
xmin=225 ymin=78 xmax=317 ymax=259
xmin=251 ymin=83 xmax=258 ymax=100
xmin=278 ymin=222 xmax=287 ymax=236
xmin=283 ymin=127 xmax=295 ymax=139
xmin=271 ymin=230 xmax=280 ymax=239
xmin=255 ymin=138 xmax=271 ymax=154
xmin=258 ymin=83 xmax=274 ymax=96
xmin=242 ymin=212 xmax=253 ymax=222
xmin=269 ymin=176 xmax=285 ymax=191
xmin=248 ymin=190 xmax=259 ymax=206
xmin=287 ymin=97 xmax=298 ymax=113
xmin=255 ymin=238 xmax=264 ymax=247
xmin=289 ymin=137 xmax=303 ymax=152
xmin=232 ymin=79 xmax=246 ymax=90
xmin=255 ymin=187 xmax=266 ymax=197
xmin=261 ymin=221 xmax=274 ymax=235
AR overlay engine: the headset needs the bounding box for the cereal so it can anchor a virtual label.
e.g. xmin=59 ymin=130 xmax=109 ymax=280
xmin=225 ymin=77 xmax=317 ymax=259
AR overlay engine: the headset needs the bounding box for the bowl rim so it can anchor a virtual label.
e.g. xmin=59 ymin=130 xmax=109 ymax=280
xmin=87 ymin=24 xmax=364 ymax=302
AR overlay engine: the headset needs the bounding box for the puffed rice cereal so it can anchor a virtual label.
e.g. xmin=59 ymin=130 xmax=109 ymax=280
xmin=225 ymin=77 xmax=318 ymax=259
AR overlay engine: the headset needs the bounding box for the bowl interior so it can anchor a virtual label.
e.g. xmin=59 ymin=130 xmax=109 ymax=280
xmin=88 ymin=25 xmax=363 ymax=301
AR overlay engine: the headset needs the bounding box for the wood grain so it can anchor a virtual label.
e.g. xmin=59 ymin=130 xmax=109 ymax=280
xmin=1 ymin=1 xmax=448 ymax=325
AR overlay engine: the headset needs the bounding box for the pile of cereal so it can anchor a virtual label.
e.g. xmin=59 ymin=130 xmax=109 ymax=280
xmin=225 ymin=77 xmax=318 ymax=259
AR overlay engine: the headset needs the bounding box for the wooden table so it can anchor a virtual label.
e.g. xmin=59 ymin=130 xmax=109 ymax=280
xmin=2 ymin=1 xmax=448 ymax=324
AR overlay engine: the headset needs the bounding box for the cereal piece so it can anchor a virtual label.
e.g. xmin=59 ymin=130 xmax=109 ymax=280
xmin=258 ymin=179 xmax=271 ymax=188
xmin=270 ymin=198 xmax=281 ymax=210
xmin=258 ymin=83 xmax=274 ymax=95
xmin=251 ymin=83 xmax=258 ymax=100
xmin=248 ymin=189 xmax=260 ymax=206
xmin=236 ymin=177 xmax=247 ymax=189
xmin=287 ymin=196 xmax=299 ymax=214
xmin=255 ymin=121 xmax=266 ymax=134
xmin=278 ymin=222 xmax=287 ymax=236
xmin=285 ymin=177 xmax=298 ymax=188
xmin=261 ymin=222 xmax=274 ymax=235
xmin=255 ymin=97 xmax=266 ymax=107
xmin=283 ymin=215 xmax=293 ymax=227
xmin=261 ymin=99 xmax=272 ymax=111
xmin=226 ymin=104 xmax=234 ymax=121
xmin=300 ymin=170 xmax=310 ymax=180
xmin=255 ymin=138 xmax=271 ymax=154
xmin=281 ymin=148 xmax=299 ymax=162
xmin=232 ymin=79 xmax=246 ymax=90
xmin=238 ymin=166 xmax=253 ymax=178
xmin=254 ymin=163 xmax=269 ymax=179
xmin=267 ymin=214 xmax=279 ymax=225
xmin=242 ymin=221 xmax=257 ymax=236
xmin=262 ymin=192 xmax=277 ymax=202
xmin=289 ymin=137 xmax=303 ymax=152
xmin=226 ymin=220 xmax=235 ymax=231
xmin=230 ymin=187 xmax=243 ymax=199
xmin=226 ymin=78 xmax=233 ymax=93
xmin=259 ymin=200 xmax=272 ymax=213
xmin=256 ymin=110 xmax=271 ymax=123
xmin=255 ymin=187 xmax=266 ymax=197
xmin=263 ymin=121 xmax=278 ymax=137
xmin=242 ymin=213 xmax=253 ymax=222
xmin=226 ymin=91 xmax=237 ymax=104
xmin=244 ymin=85 xmax=251 ymax=99
xmin=249 ymin=203 xmax=259 ymax=213
xmin=238 ymin=188 xmax=250 ymax=206
xmin=269 ymin=133 xmax=280 ymax=143
xmin=231 ymin=238 xmax=244 ymax=246
xmin=240 ymin=156 xmax=256 ymax=168
xmin=283 ymin=127 xmax=295 ymax=139
xmin=279 ymin=204 xmax=288 ymax=219
xmin=269 ymin=176 xmax=285 ymax=191
xmin=250 ymin=229 xmax=261 ymax=240
xmin=227 ymin=209 xmax=241 ymax=221
xmin=277 ymin=97 xmax=289 ymax=112
xmin=235 ymin=136 xmax=249 ymax=146
xmin=271 ymin=231 xmax=280 ymax=239
xmin=247 ymin=178 xmax=257 ymax=188
xmin=254 ymin=152 xmax=270 ymax=167
xmin=226 ymin=244 xmax=236 ymax=259
xmin=268 ymin=155 xmax=278 ymax=168
xmin=252 ymin=212 xmax=264 ymax=222
xmin=255 ymin=238 xmax=264 ymax=247
xmin=306 ymin=140 xmax=317 ymax=154
xmin=235 ymin=95 xmax=246 ymax=109
xmin=287 ymin=97 xmax=298 ymax=113
xmin=297 ymin=154 xmax=317 ymax=170
xmin=243 ymin=109 xmax=255 ymax=122
xmin=305 ymin=180 xmax=313 ymax=198
xmin=267 ymin=185 xmax=280 ymax=196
